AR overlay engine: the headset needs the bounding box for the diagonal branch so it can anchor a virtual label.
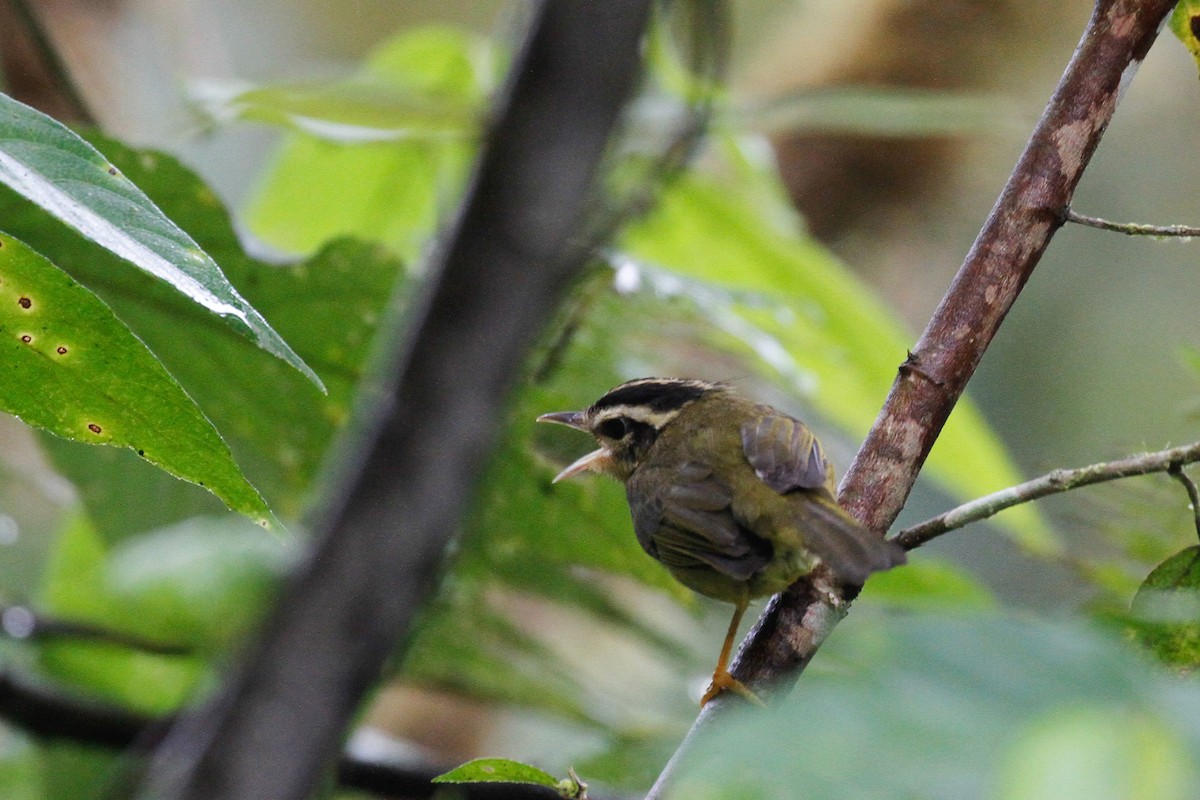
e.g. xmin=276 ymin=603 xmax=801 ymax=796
xmin=646 ymin=0 xmax=1179 ymax=795
xmin=134 ymin=4 xmax=654 ymax=800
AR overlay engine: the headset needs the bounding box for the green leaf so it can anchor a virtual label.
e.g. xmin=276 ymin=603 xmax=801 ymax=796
xmin=1170 ymin=1 xmax=1200 ymax=76
xmin=1131 ymin=545 xmax=1200 ymax=669
xmin=618 ymin=147 xmax=1056 ymax=555
xmin=0 ymin=135 xmax=406 ymax=534
xmin=0 ymin=232 xmax=270 ymax=524
xmin=243 ymin=27 xmax=488 ymax=257
xmin=433 ymin=758 xmax=561 ymax=789
xmin=0 ymin=93 xmax=320 ymax=388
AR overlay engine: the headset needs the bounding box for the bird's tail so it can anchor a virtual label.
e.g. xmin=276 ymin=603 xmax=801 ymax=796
xmin=799 ymin=497 xmax=906 ymax=585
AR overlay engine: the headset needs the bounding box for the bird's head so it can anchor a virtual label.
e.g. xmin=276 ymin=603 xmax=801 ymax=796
xmin=537 ymin=377 xmax=725 ymax=482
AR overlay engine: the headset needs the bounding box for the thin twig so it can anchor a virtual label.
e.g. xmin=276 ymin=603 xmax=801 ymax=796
xmin=645 ymin=1 xmax=1179 ymax=796
xmin=893 ymin=441 xmax=1200 ymax=550
xmin=1065 ymin=209 xmax=1200 ymax=238
xmin=1 ymin=604 xmax=193 ymax=657
xmin=1169 ymin=462 xmax=1200 ymax=542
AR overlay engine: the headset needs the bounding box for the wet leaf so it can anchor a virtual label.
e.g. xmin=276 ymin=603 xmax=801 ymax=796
xmin=0 ymin=93 xmax=319 ymax=387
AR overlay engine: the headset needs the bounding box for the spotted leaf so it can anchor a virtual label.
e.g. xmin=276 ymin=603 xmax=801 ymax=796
xmin=0 ymin=232 xmax=271 ymax=525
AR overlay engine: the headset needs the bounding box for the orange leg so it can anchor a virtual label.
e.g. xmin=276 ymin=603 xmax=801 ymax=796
xmin=700 ymin=598 xmax=765 ymax=707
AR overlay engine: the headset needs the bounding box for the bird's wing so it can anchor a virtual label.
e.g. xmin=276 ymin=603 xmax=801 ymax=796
xmin=739 ymin=409 xmax=906 ymax=582
xmin=628 ymin=462 xmax=772 ymax=582
xmin=740 ymin=410 xmax=832 ymax=495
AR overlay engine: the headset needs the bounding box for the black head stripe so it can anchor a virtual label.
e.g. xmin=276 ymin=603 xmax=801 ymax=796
xmin=590 ymin=378 xmax=721 ymax=414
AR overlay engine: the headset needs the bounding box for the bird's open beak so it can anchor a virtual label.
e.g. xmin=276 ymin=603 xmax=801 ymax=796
xmin=549 ymin=447 xmax=612 ymax=483
xmin=536 ymin=410 xmax=612 ymax=482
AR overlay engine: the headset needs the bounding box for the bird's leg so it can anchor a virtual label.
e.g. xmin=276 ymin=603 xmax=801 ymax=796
xmin=700 ymin=598 xmax=765 ymax=707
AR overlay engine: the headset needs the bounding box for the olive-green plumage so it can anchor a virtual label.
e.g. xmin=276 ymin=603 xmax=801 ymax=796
xmin=538 ymin=377 xmax=904 ymax=704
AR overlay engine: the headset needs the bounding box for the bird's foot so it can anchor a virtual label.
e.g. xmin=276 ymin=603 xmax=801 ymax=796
xmin=701 ymin=669 xmax=766 ymax=708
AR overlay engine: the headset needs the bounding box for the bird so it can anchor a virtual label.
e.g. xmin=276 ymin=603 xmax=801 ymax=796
xmin=537 ymin=377 xmax=905 ymax=706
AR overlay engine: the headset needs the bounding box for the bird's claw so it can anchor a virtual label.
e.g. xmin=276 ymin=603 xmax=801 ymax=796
xmin=701 ymin=669 xmax=766 ymax=708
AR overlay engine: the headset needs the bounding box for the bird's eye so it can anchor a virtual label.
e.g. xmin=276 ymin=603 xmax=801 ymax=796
xmin=596 ymin=417 xmax=629 ymax=439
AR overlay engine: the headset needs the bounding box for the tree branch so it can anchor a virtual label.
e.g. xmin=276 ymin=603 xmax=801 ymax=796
xmin=1 ymin=605 xmax=192 ymax=657
xmin=1066 ymin=209 xmax=1200 ymax=238
xmin=0 ymin=0 xmax=96 ymax=124
xmin=893 ymin=441 xmax=1200 ymax=550
xmin=646 ymin=0 xmax=1179 ymax=795
xmin=134 ymin=5 xmax=654 ymax=800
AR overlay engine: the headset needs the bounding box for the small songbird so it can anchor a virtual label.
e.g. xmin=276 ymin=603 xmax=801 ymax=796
xmin=538 ymin=378 xmax=905 ymax=705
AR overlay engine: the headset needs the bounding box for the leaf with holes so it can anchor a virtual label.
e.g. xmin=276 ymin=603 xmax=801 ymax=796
xmin=0 ymin=93 xmax=320 ymax=388
xmin=0 ymin=133 xmax=405 ymax=537
xmin=0 ymin=232 xmax=271 ymax=524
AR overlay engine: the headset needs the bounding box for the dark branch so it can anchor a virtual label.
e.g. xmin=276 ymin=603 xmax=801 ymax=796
xmin=1 ymin=605 xmax=192 ymax=657
xmin=0 ymin=668 xmax=160 ymax=749
xmin=646 ymin=0 xmax=1180 ymax=796
xmin=0 ymin=0 xmax=96 ymax=124
xmin=135 ymin=4 xmax=654 ymax=800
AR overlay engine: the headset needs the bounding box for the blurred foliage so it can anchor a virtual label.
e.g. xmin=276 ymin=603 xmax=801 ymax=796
xmin=1131 ymin=545 xmax=1200 ymax=671
xmin=1170 ymin=0 xmax=1200 ymax=76
xmin=668 ymin=611 xmax=1200 ymax=800
xmin=238 ymin=27 xmax=491 ymax=259
xmin=0 ymin=8 xmax=1196 ymax=800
